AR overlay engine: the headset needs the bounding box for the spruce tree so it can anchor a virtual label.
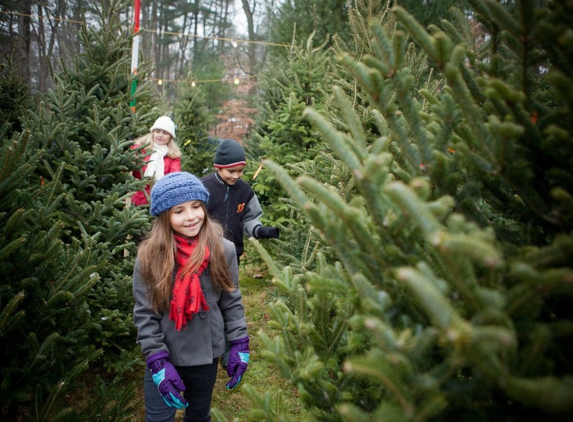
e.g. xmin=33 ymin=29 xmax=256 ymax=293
xmin=0 ymin=59 xmax=29 ymax=136
xmin=245 ymin=34 xmax=336 ymax=266
xmin=174 ymin=76 xmax=217 ymax=177
xmin=0 ymin=128 xmax=131 ymax=420
xmin=245 ymin=1 xmax=573 ymax=420
xmin=1 ymin=0 xmax=156 ymax=419
xmin=23 ymin=0 xmax=155 ymax=365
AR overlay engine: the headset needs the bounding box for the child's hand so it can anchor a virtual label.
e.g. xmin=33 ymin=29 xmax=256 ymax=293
xmin=256 ymin=226 xmax=280 ymax=239
xmin=146 ymin=351 xmax=189 ymax=409
xmin=226 ymin=336 xmax=250 ymax=389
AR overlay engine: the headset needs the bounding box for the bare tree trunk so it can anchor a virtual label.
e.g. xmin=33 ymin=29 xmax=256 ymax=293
xmin=36 ymin=3 xmax=48 ymax=92
xmin=35 ymin=2 xmax=64 ymax=92
xmin=191 ymin=0 xmax=199 ymax=62
xmin=150 ymin=1 xmax=159 ymax=81
xmin=241 ymin=0 xmax=258 ymax=93
xmin=140 ymin=0 xmax=151 ymax=70
xmin=56 ymin=0 xmax=78 ymax=74
xmin=160 ymin=6 xmax=169 ymax=80
xmin=17 ymin=0 xmax=33 ymax=86
xmin=178 ymin=13 xmax=190 ymax=76
xmin=219 ymin=0 xmax=230 ymax=49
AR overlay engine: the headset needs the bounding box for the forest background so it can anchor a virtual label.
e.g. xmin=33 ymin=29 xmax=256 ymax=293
xmin=1 ymin=0 xmax=573 ymax=421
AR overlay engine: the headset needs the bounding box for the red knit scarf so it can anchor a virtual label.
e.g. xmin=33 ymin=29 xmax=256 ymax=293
xmin=170 ymin=234 xmax=210 ymax=331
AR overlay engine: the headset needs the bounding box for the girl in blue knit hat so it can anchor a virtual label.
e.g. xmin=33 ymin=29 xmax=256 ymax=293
xmin=133 ymin=171 xmax=249 ymax=422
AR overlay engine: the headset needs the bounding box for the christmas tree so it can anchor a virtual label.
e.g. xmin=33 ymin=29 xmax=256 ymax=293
xmin=1 ymin=0 xmax=156 ymax=418
xmin=174 ymin=74 xmax=218 ymax=177
xmin=245 ymin=33 xmax=338 ymax=267
xmin=0 ymin=59 xmax=29 ymax=136
xmin=247 ymin=1 xmax=573 ymax=420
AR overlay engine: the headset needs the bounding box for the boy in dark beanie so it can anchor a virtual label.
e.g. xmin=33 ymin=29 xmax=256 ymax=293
xmin=201 ymin=139 xmax=279 ymax=263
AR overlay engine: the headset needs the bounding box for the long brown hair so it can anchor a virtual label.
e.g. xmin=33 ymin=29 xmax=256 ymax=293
xmin=137 ymin=203 xmax=235 ymax=311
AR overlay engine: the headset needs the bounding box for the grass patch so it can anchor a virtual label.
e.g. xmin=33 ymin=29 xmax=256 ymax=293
xmin=206 ymin=266 xmax=304 ymax=421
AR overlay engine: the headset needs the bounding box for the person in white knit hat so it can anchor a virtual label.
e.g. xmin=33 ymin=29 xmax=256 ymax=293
xmin=131 ymin=116 xmax=183 ymax=206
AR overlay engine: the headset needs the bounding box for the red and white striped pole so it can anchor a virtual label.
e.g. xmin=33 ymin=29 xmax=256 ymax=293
xmin=129 ymin=0 xmax=141 ymax=111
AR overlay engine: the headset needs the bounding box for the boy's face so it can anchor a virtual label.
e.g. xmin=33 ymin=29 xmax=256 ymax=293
xmin=217 ymin=164 xmax=245 ymax=186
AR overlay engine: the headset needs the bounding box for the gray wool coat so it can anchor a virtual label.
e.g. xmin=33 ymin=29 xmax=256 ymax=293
xmin=132 ymin=238 xmax=248 ymax=366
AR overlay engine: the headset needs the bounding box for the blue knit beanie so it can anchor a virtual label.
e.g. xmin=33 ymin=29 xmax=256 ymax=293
xmin=150 ymin=172 xmax=209 ymax=216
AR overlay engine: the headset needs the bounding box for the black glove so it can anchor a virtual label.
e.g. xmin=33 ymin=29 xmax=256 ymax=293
xmin=255 ymin=226 xmax=280 ymax=239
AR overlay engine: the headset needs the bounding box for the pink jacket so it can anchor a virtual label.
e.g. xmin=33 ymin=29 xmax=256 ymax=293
xmin=132 ymin=149 xmax=181 ymax=206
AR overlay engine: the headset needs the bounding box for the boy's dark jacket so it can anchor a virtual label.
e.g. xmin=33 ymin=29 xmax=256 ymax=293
xmin=201 ymin=172 xmax=264 ymax=258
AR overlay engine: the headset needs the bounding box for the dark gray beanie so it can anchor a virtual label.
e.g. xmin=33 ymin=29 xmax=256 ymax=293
xmin=150 ymin=172 xmax=209 ymax=216
xmin=214 ymin=139 xmax=246 ymax=168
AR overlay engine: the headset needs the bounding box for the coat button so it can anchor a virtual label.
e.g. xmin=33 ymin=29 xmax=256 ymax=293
xmin=199 ymin=311 xmax=207 ymax=318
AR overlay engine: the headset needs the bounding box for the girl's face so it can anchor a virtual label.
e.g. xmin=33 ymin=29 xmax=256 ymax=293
xmin=217 ymin=164 xmax=245 ymax=186
xmin=170 ymin=201 xmax=205 ymax=238
xmin=152 ymin=129 xmax=172 ymax=146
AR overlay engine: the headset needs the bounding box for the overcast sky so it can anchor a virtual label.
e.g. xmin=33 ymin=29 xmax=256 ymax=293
xmin=232 ymin=0 xmax=248 ymax=35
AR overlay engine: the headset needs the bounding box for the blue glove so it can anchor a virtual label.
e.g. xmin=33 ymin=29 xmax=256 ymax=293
xmin=226 ymin=336 xmax=250 ymax=389
xmin=146 ymin=351 xmax=188 ymax=409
